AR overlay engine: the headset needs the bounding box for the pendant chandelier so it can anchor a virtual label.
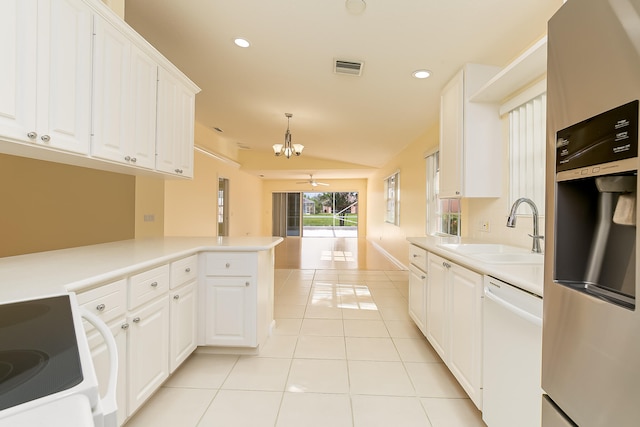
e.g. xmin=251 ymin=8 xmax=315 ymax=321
xmin=273 ymin=113 xmax=304 ymax=158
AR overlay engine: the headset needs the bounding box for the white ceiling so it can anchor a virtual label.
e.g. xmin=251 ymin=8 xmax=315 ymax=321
xmin=124 ymin=0 xmax=563 ymax=180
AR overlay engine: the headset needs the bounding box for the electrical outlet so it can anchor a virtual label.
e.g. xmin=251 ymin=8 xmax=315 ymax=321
xmin=143 ymin=214 xmax=155 ymax=222
xmin=480 ymin=220 xmax=490 ymax=232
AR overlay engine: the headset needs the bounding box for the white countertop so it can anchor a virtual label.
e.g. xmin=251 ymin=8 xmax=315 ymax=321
xmin=407 ymin=236 xmax=544 ymax=297
xmin=0 ymin=236 xmax=283 ymax=303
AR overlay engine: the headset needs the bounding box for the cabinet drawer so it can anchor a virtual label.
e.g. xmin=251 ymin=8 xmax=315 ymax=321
xmin=170 ymin=255 xmax=197 ymax=289
xmin=129 ymin=264 xmax=170 ymax=309
xmin=409 ymin=244 xmax=428 ymax=271
xmin=77 ymin=279 xmax=127 ymax=327
xmin=204 ymin=252 xmax=255 ymax=276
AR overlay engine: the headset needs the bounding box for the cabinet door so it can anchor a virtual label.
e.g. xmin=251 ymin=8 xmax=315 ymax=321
xmin=91 ymin=17 xmax=130 ymax=164
xmin=128 ymin=296 xmax=170 ymax=415
xmin=36 ymin=0 xmax=92 ymax=154
xmin=439 ymin=69 xmax=464 ymax=198
xmin=204 ymin=277 xmax=256 ymax=347
xmin=0 ymin=0 xmax=37 ymax=143
xmin=86 ymin=319 xmax=128 ymax=427
xmin=92 ymin=19 xmax=157 ymax=169
xmin=156 ymin=67 xmax=195 ymax=178
xmin=127 ymin=44 xmax=157 ymax=169
xmin=449 ymin=263 xmax=483 ymax=409
xmin=408 ymin=263 xmax=427 ymax=335
xmin=170 ymin=281 xmax=197 ymax=372
xmin=426 ymin=253 xmax=448 ymax=359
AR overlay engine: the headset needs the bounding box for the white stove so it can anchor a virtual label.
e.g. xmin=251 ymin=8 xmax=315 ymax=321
xmin=0 ymin=293 xmax=117 ymax=427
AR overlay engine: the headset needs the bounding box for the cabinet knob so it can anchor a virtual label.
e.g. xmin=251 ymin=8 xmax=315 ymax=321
xmin=225 ymin=263 xmax=231 ymax=268
xmin=245 ymin=281 xmax=250 ymax=287
xmin=131 ymin=157 xmax=137 ymax=163
xmin=173 ymin=294 xmax=180 ymax=300
xmin=421 ymin=275 xmax=426 ymax=280
xmin=96 ymin=303 xmax=106 ymax=312
xmin=412 ymin=254 xmax=418 ymax=258
xmin=41 ymin=134 xmax=51 ymax=142
xmin=151 ymin=281 xmax=158 ymax=288
xmin=174 ymin=168 xmax=183 ymax=174
xmin=124 ymin=155 xmax=131 ymax=161
xmin=27 ymin=131 xmax=37 ymax=139
xmin=133 ymin=317 xmax=141 ymax=323
xmin=185 ymin=267 xmax=191 ymax=273
xmin=442 ymin=262 xmax=451 ymax=269
xmin=121 ymin=323 xmax=129 ymax=330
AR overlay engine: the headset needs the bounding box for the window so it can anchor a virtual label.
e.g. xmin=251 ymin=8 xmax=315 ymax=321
xmin=508 ymin=92 xmax=546 ymax=213
xmin=384 ymin=171 xmax=400 ymax=225
xmin=426 ymin=151 xmax=461 ymax=236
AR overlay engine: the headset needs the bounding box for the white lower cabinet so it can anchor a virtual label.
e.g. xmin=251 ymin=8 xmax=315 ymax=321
xmin=199 ymin=250 xmax=275 ymax=349
xmin=169 ymin=281 xmax=197 ymax=372
xmin=408 ymin=244 xmax=428 ymax=334
xmin=425 ymin=252 xmax=483 ymax=409
xmin=203 ymin=276 xmax=255 ymax=346
xmin=127 ymin=295 xmax=170 ymax=415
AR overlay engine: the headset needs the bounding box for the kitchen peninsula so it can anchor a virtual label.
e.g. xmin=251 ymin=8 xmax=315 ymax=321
xmin=0 ymin=236 xmax=282 ymax=425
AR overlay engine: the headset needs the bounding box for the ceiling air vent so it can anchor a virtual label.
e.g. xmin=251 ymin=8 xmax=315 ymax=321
xmin=334 ymin=59 xmax=364 ymax=76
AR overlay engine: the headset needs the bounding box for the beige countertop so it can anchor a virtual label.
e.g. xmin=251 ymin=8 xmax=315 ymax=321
xmin=0 ymin=236 xmax=283 ymax=303
xmin=407 ymin=236 xmax=544 ymax=297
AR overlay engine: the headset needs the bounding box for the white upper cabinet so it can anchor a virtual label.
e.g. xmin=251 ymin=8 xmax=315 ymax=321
xmin=91 ymin=17 xmax=157 ymax=170
xmin=0 ymin=0 xmax=199 ymax=178
xmin=0 ymin=0 xmax=92 ymax=154
xmin=156 ymin=67 xmax=196 ymax=178
xmin=439 ymin=64 xmax=502 ymax=198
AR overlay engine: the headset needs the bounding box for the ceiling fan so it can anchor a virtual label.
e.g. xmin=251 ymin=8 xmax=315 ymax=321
xmin=296 ymin=174 xmax=329 ymax=187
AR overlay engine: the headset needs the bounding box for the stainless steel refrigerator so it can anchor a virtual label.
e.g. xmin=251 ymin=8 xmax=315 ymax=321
xmin=543 ymin=0 xmax=640 ymax=425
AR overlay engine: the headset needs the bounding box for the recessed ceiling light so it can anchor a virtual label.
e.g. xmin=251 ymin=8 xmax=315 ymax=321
xmin=213 ymin=127 xmax=223 ymax=133
xmin=234 ymin=38 xmax=251 ymax=48
xmin=413 ymin=69 xmax=431 ymax=79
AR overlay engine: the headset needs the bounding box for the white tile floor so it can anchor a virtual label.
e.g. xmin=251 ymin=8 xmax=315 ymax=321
xmin=125 ymin=269 xmax=486 ymax=427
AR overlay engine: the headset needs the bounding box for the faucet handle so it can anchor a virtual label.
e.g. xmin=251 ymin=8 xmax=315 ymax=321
xmin=528 ymin=234 xmax=544 ymax=240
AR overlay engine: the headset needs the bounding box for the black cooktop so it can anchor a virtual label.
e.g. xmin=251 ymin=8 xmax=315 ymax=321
xmin=0 ymin=295 xmax=83 ymax=411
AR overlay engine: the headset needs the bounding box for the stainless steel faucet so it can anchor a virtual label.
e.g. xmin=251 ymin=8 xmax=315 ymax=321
xmin=507 ymin=197 xmax=544 ymax=253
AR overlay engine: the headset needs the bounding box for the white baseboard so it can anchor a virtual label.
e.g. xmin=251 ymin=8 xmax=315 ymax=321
xmin=370 ymin=240 xmax=408 ymax=270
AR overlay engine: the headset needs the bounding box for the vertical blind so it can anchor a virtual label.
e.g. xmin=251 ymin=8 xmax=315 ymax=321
xmin=509 ymin=93 xmax=546 ymax=213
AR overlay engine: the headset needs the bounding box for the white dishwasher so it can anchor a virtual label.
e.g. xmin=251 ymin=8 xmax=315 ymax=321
xmin=482 ymin=275 xmax=542 ymax=427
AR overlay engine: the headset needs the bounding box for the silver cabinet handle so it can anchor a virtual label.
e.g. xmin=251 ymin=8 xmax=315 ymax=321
xmin=173 ymin=294 xmax=180 ymax=300
xmin=185 ymin=267 xmax=191 ymax=273
xmin=442 ymin=262 xmax=451 ymax=269
xmin=225 ymin=263 xmax=231 ymax=268
xmin=421 ymin=275 xmax=426 ymax=280
xmin=413 ymin=254 xmax=419 ymax=258
xmin=133 ymin=317 xmax=141 ymax=323
xmin=245 ymin=281 xmax=250 ymax=287
xmin=121 ymin=323 xmax=129 ymax=330
xmin=174 ymin=168 xmax=183 ymax=174
xmin=131 ymin=157 xmax=137 ymax=163
xmin=125 ymin=156 xmax=131 ymax=161
xmin=27 ymin=131 xmax=37 ymax=139
xmin=96 ymin=303 xmax=106 ymax=311
xmin=41 ymin=134 xmax=51 ymax=142
xmin=151 ymin=281 xmax=158 ymax=287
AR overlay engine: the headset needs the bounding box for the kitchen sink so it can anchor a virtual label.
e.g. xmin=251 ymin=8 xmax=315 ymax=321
xmin=437 ymin=243 xmax=529 ymax=255
xmin=436 ymin=243 xmax=543 ymax=264
xmin=467 ymin=252 xmax=543 ymax=264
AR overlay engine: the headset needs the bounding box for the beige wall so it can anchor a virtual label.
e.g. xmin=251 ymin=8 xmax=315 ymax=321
xmin=368 ymin=106 xmax=544 ymax=268
xmin=164 ymin=124 xmax=266 ymax=237
xmin=134 ymin=176 xmax=165 ymax=238
xmin=261 ymin=178 xmax=368 ymax=237
xmin=366 ymin=125 xmax=439 ymax=267
xmin=0 ymin=154 xmax=135 ymax=257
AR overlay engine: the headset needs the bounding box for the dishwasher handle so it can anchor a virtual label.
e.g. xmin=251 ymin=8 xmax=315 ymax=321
xmin=484 ymin=286 xmax=542 ymax=327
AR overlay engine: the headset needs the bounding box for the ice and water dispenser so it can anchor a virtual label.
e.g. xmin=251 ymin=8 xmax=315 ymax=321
xmin=554 ymin=100 xmax=638 ymax=309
